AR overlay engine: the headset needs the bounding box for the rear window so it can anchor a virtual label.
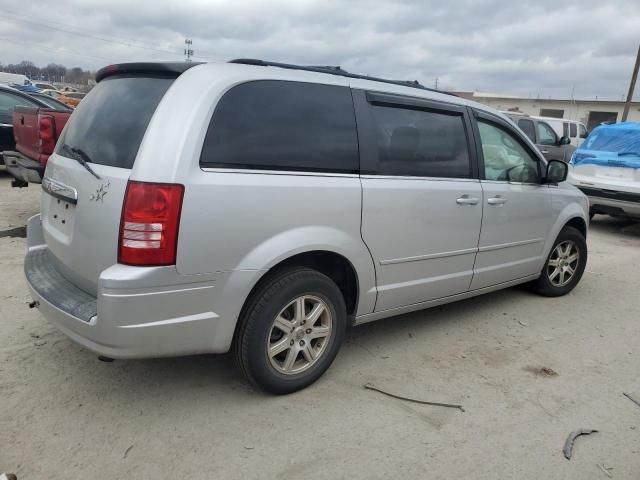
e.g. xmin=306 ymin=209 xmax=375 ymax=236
xmin=200 ymin=80 xmax=358 ymax=173
xmin=56 ymin=75 xmax=173 ymax=169
xmin=583 ymin=127 xmax=640 ymax=153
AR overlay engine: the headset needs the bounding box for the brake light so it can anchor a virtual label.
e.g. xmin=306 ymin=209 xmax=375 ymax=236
xmin=118 ymin=181 xmax=185 ymax=266
xmin=39 ymin=115 xmax=56 ymax=157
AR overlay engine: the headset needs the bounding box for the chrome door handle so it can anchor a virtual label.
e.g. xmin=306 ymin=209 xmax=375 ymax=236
xmin=541 ymin=150 xmax=549 ymax=154
xmin=456 ymin=195 xmax=479 ymax=205
xmin=487 ymin=196 xmax=508 ymax=206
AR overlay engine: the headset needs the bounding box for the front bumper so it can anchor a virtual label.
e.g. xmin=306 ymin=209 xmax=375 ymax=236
xmin=24 ymin=214 xmax=236 ymax=359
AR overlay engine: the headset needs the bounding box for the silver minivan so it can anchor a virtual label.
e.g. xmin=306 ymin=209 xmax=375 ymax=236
xmin=25 ymin=60 xmax=589 ymax=393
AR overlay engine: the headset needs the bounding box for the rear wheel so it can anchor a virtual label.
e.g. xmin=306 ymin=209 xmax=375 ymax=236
xmin=532 ymin=226 xmax=587 ymax=297
xmin=234 ymin=268 xmax=346 ymax=394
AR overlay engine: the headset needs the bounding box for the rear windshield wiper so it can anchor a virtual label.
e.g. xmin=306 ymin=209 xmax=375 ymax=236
xmin=61 ymin=144 xmax=101 ymax=180
xmin=618 ymin=152 xmax=640 ymax=157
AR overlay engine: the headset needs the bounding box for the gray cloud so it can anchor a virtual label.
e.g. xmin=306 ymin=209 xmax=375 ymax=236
xmin=0 ymin=0 xmax=638 ymax=100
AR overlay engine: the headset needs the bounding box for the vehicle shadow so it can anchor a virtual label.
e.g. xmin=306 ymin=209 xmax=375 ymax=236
xmin=589 ymin=215 xmax=640 ymax=237
xmin=49 ymin=284 xmax=529 ymax=403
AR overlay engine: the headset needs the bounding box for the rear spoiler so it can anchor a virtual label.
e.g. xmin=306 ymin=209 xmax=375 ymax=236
xmin=95 ymin=62 xmax=203 ymax=83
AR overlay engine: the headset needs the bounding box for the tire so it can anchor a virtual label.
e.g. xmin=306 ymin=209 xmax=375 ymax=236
xmin=233 ymin=267 xmax=347 ymax=394
xmin=532 ymin=226 xmax=587 ymax=297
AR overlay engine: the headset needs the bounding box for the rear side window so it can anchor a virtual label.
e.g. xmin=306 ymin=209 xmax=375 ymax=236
xmin=56 ymin=75 xmax=174 ymax=169
xmin=200 ymin=81 xmax=358 ymax=173
xmin=570 ymin=123 xmax=577 ymax=138
xmin=517 ymin=119 xmax=536 ymax=142
xmin=369 ymin=105 xmax=471 ymax=178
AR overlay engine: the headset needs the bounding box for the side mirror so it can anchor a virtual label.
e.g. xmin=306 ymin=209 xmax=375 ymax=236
xmin=580 ymin=132 xmax=588 ymax=139
xmin=559 ymin=136 xmax=571 ymax=145
xmin=546 ymin=159 xmax=568 ymax=183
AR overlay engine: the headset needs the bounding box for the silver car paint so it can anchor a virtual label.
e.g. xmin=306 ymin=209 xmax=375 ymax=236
xmin=25 ymin=62 xmax=589 ymax=359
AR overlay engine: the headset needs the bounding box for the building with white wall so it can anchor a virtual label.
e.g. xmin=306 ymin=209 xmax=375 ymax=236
xmin=452 ymin=92 xmax=640 ymax=131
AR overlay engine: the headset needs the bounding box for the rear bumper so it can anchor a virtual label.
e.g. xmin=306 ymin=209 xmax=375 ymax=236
xmin=24 ymin=214 xmax=242 ymax=359
xmin=3 ymin=151 xmax=44 ymax=184
xmin=577 ymin=186 xmax=640 ymax=217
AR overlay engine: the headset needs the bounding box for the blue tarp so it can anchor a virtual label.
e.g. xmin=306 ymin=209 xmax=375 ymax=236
xmin=571 ymin=122 xmax=640 ymax=169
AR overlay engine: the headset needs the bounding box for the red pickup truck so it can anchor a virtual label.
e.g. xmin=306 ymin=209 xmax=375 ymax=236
xmin=4 ymin=103 xmax=72 ymax=186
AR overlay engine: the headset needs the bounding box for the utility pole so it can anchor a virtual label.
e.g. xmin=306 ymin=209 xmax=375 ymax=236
xmin=184 ymin=38 xmax=194 ymax=62
xmin=434 ymin=77 xmax=439 ymax=89
xmin=622 ymin=43 xmax=640 ymax=122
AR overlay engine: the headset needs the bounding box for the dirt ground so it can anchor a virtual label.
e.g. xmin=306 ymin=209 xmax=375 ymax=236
xmin=1 ymin=171 xmax=640 ymax=480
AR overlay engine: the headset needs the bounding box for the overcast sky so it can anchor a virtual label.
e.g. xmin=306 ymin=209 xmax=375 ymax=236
xmin=0 ymin=0 xmax=639 ymax=100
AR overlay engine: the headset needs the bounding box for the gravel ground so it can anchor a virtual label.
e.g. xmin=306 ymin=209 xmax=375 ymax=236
xmin=1 ymin=171 xmax=640 ymax=479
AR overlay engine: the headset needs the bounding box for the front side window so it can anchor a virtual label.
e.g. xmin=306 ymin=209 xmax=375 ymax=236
xmin=579 ymin=124 xmax=588 ymax=138
xmin=537 ymin=122 xmax=558 ymax=146
xmin=369 ymin=105 xmax=471 ymax=178
xmin=517 ymin=119 xmax=536 ymax=142
xmin=200 ymin=81 xmax=358 ymax=173
xmin=478 ymin=120 xmax=539 ymax=183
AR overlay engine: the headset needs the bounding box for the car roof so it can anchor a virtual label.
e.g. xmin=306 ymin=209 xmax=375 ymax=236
xmin=0 ymin=84 xmax=50 ymax=107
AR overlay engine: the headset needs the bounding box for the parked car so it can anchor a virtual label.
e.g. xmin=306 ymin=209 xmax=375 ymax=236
xmin=503 ymin=112 xmax=575 ymax=162
xmin=3 ymin=95 xmax=72 ymax=186
xmin=33 ymin=82 xmax=56 ymax=91
xmin=39 ymin=89 xmax=81 ymax=108
xmin=1 ymin=84 xmax=53 ymax=165
xmin=27 ymin=92 xmax=75 ymax=111
xmin=532 ymin=115 xmax=589 ymax=148
xmin=569 ymin=122 xmax=640 ymax=219
xmin=25 ymin=60 xmax=589 ymax=394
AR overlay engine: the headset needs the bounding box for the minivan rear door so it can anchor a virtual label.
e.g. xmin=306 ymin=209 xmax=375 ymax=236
xmin=41 ymin=73 xmax=179 ymax=294
xmin=356 ymin=91 xmax=483 ymax=312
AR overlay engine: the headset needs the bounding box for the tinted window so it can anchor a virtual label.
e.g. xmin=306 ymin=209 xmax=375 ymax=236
xmin=56 ymin=76 xmax=174 ymax=169
xmin=478 ymin=120 xmax=539 ymax=183
xmin=201 ymin=81 xmax=358 ymax=173
xmin=537 ymin=122 xmax=557 ymax=145
xmin=579 ymin=124 xmax=588 ymax=138
xmin=370 ymin=105 xmax=470 ymax=178
xmin=570 ymin=123 xmax=577 ymax=138
xmin=563 ymin=122 xmax=569 ymax=137
xmin=30 ymin=94 xmax=72 ymax=111
xmin=517 ymin=119 xmax=536 ymax=142
xmin=0 ymin=91 xmax=39 ymax=113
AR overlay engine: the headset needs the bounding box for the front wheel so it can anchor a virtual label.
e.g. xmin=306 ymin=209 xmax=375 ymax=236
xmin=233 ymin=268 xmax=347 ymax=394
xmin=532 ymin=226 xmax=587 ymax=297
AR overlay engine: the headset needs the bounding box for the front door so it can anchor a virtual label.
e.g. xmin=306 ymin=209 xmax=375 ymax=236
xmin=471 ymin=113 xmax=552 ymax=290
xmin=536 ymin=120 xmax=566 ymax=162
xmin=356 ymin=91 xmax=483 ymax=312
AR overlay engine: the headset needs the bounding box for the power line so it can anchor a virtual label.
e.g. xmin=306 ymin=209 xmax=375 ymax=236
xmin=0 ymin=9 xmax=182 ymax=57
xmin=0 ymin=36 xmax=115 ymax=64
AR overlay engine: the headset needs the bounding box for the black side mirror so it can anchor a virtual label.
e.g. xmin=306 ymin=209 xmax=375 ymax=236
xmin=580 ymin=132 xmax=588 ymax=139
xmin=559 ymin=136 xmax=571 ymax=145
xmin=546 ymin=159 xmax=568 ymax=183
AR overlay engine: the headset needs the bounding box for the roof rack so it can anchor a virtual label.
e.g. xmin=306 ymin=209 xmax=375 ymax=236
xmin=229 ymin=58 xmax=456 ymax=97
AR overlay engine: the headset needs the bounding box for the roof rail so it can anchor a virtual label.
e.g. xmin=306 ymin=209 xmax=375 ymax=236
xmin=229 ymin=58 xmax=456 ymax=97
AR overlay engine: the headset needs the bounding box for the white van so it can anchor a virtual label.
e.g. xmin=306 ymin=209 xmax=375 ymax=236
xmin=0 ymin=72 xmax=31 ymax=87
xmin=532 ymin=116 xmax=588 ymax=148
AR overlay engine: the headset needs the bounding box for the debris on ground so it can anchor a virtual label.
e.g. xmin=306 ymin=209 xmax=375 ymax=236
xmin=597 ymin=463 xmax=613 ymax=478
xmin=563 ymin=429 xmax=598 ymax=460
xmin=518 ymin=320 xmax=528 ymax=327
xmin=623 ymin=392 xmax=640 ymax=409
xmin=364 ymin=383 xmax=465 ymax=412
xmin=524 ymin=366 xmax=558 ymax=377
xmin=123 ymin=444 xmax=134 ymax=459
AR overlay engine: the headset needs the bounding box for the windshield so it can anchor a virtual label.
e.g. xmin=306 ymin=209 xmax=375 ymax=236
xmin=56 ymin=75 xmax=174 ymax=169
xmin=583 ymin=127 xmax=640 ymax=154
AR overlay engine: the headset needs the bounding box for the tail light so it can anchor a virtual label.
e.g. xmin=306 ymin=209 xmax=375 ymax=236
xmin=118 ymin=181 xmax=185 ymax=266
xmin=38 ymin=115 xmax=56 ymax=159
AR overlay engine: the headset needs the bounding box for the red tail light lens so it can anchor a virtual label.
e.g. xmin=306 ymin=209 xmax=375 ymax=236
xmin=39 ymin=115 xmax=56 ymax=156
xmin=118 ymin=181 xmax=185 ymax=266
